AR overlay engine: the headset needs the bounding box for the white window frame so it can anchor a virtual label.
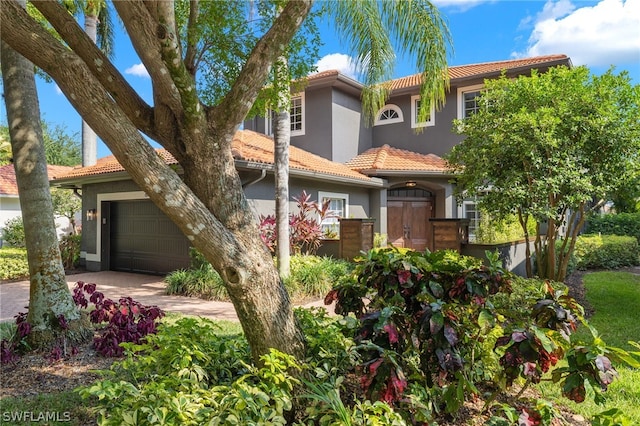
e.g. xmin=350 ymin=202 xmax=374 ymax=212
xmin=410 ymin=95 xmax=435 ymax=128
xmin=265 ymin=93 xmax=305 ymax=137
xmin=462 ymin=199 xmax=482 ymax=243
xmin=289 ymin=93 xmax=305 ymax=136
xmin=318 ymin=191 xmax=349 ymax=237
xmin=457 ymin=84 xmax=485 ymax=120
xmin=374 ymin=104 xmax=404 ymax=126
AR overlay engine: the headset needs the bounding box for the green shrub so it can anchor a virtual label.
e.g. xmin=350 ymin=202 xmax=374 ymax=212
xmin=476 ymin=213 xmax=537 ymax=244
xmin=59 ymin=233 xmax=81 ymax=270
xmin=165 ymin=266 xmax=227 ymax=300
xmin=374 ymin=233 xmax=388 ymax=248
xmin=78 ymin=311 xmax=411 ymax=425
xmin=166 ymin=252 xmax=353 ymax=302
xmin=1 ymin=216 xmax=25 ymax=248
xmin=327 ymin=247 xmax=637 ymax=422
xmin=574 ymin=234 xmax=640 ymax=269
xmin=77 ymin=317 xmax=300 ymax=426
xmin=285 ymin=255 xmax=353 ymax=300
xmin=0 ymin=247 xmax=28 ymax=280
xmin=585 ymin=212 xmax=640 ymax=243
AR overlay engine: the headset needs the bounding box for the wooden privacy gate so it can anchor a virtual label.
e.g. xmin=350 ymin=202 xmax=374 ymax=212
xmin=387 ymin=187 xmax=434 ymax=251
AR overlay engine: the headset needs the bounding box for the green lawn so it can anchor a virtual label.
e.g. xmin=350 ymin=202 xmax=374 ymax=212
xmin=574 ymin=271 xmax=640 ymax=351
xmin=537 ymin=271 xmax=640 ymax=424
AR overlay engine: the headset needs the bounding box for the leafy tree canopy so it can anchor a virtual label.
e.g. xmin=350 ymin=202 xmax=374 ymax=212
xmin=447 ymin=65 xmax=640 ymax=280
xmin=0 ymin=123 xmax=80 ymax=166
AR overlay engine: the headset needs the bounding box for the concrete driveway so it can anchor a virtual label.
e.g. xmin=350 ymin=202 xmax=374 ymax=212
xmin=0 ymin=271 xmax=331 ymax=323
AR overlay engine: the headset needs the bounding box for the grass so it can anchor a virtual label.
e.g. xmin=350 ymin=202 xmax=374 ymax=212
xmin=536 ymin=271 xmax=640 ymax=424
xmin=573 ymin=271 xmax=640 ymax=351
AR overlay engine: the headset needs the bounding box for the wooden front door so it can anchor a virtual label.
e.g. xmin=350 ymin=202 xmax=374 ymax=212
xmin=388 ymin=199 xmax=433 ymax=251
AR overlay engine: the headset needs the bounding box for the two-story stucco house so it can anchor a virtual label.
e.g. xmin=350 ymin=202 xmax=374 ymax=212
xmin=51 ymin=54 xmax=571 ymax=275
xmin=244 ymin=54 xmax=572 ymax=249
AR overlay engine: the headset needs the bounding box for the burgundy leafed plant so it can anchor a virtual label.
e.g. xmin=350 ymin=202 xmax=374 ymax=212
xmin=73 ymin=281 xmax=165 ymax=357
xmin=259 ymin=190 xmax=335 ymax=255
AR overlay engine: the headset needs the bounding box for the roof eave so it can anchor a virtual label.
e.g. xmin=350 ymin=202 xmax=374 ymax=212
xmin=357 ymin=169 xmax=457 ymax=178
xmin=305 ymin=72 xmax=364 ymax=96
xmin=450 ymin=57 xmax=572 ymax=85
xmin=49 ymin=171 xmax=133 ymax=188
xmin=390 ymin=57 xmax=572 ymax=95
xmin=235 ymin=159 xmax=385 ymax=188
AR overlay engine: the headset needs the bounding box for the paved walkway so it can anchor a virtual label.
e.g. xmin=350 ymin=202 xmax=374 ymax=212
xmin=0 ymin=271 xmax=331 ymax=323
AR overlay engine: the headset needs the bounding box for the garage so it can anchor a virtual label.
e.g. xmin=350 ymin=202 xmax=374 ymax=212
xmin=107 ymin=200 xmax=191 ymax=274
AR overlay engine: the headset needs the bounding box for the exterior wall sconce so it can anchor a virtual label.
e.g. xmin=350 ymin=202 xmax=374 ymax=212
xmin=405 ymin=180 xmax=417 ymax=187
xmin=86 ymin=209 xmax=97 ymax=221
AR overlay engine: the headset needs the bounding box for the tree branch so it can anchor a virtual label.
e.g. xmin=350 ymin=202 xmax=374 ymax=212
xmin=30 ymin=0 xmax=156 ymax=139
xmin=184 ymin=0 xmax=199 ymax=76
xmin=112 ymin=1 xmax=184 ymax=124
xmin=211 ymin=0 xmax=313 ymax=139
xmin=0 ymin=0 xmax=237 ymax=264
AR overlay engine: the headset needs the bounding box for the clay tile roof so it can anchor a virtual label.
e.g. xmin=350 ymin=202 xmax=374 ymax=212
xmin=55 ymin=151 xmax=179 ymax=180
xmin=1 ymin=163 xmax=74 ymax=195
xmin=0 ymin=164 xmax=16 ymax=195
xmin=232 ymin=130 xmax=371 ymax=181
xmin=53 ymin=130 xmax=372 ymax=183
xmin=389 ymin=54 xmax=569 ymax=91
xmin=306 ymin=69 xmax=340 ymax=81
xmin=346 ymin=145 xmax=451 ymax=173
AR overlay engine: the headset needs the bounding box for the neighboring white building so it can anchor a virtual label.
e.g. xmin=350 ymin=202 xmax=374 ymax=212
xmin=0 ymin=163 xmax=78 ymax=245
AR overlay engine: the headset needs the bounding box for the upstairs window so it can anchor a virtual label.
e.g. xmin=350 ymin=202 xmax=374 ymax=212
xmin=290 ymin=94 xmax=304 ymax=134
xmin=457 ymin=84 xmax=485 ymax=119
xmin=266 ymin=93 xmax=305 ymax=136
xmin=374 ymin=104 xmax=404 ymax=126
xmin=411 ymin=95 xmax=435 ymax=128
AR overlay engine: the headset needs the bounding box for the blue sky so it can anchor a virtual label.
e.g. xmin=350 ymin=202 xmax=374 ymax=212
xmin=3 ymin=0 xmax=639 ymax=159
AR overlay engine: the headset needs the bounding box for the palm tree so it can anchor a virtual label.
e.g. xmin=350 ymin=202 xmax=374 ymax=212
xmin=1 ymin=0 xmax=90 ymax=349
xmin=273 ymin=56 xmax=292 ymax=278
xmin=270 ymin=0 xmax=452 ymax=278
xmin=71 ymin=0 xmax=113 ymax=166
xmin=327 ymin=0 xmax=451 ymax=123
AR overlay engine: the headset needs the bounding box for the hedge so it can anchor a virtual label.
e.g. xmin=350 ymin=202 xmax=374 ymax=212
xmin=585 ymin=212 xmax=640 ymax=243
xmin=574 ymin=234 xmax=640 ymax=270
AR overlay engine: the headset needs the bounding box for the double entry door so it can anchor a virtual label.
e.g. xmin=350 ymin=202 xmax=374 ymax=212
xmin=388 ymin=198 xmax=434 ymax=251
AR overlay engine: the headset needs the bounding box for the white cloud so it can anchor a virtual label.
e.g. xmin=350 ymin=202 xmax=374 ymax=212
xmin=125 ymin=63 xmax=150 ymax=78
xmin=55 ymin=84 xmax=63 ymax=95
xmin=314 ymin=53 xmax=359 ymax=79
xmin=522 ymin=0 xmax=640 ymax=67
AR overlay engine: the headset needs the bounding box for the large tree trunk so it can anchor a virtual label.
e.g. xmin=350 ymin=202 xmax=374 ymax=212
xmin=0 ymin=0 xmax=312 ymax=363
xmin=1 ymin=15 xmax=89 ymax=349
xmin=81 ymin=13 xmax=98 ymax=166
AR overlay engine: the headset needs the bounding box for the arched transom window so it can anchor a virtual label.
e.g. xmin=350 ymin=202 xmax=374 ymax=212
xmin=374 ymin=104 xmax=404 ymax=125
